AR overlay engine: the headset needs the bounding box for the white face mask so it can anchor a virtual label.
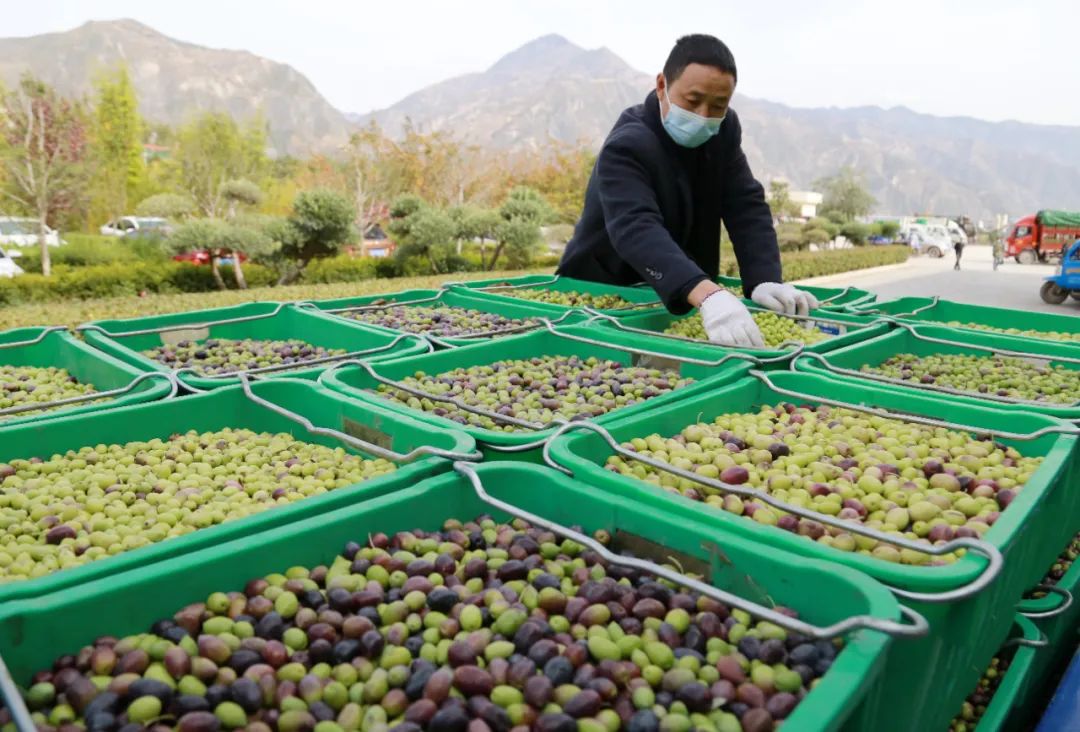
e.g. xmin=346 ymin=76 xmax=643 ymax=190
xmin=662 ymin=85 xmax=725 ymax=148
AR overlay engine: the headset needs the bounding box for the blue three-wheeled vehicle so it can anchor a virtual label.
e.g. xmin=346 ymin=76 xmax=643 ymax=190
xmin=1040 ymin=239 xmax=1080 ymax=304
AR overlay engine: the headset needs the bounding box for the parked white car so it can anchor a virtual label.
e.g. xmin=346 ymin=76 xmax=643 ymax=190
xmin=101 ymin=216 xmax=170 ymax=237
xmin=0 ymin=245 xmax=24 ymax=278
xmin=0 ymin=217 xmax=63 ymax=248
xmin=902 ymin=224 xmax=949 ymax=258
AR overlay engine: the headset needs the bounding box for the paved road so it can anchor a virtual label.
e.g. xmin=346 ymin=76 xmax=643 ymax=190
xmin=799 ymin=245 xmax=1080 ymax=315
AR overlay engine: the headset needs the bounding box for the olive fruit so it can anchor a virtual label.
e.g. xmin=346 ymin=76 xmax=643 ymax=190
xmin=665 ymin=311 xmax=831 ymax=347
xmin=0 ymin=364 xmax=102 ymax=420
xmin=344 ymin=304 xmax=538 ymax=338
xmin=143 ymin=338 xmax=346 ymax=376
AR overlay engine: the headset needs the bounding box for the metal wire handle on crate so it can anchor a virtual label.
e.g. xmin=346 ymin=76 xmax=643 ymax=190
xmin=453 ymin=461 xmax=927 ymax=639
xmin=320 ymin=320 xmax=806 ymax=433
xmin=530 ymin=419 xmax=1003 ymax=605
xmin=297 ymin=296 xmax=583 ymax=344
xmin=76 ymin=302 xmax=297 ymax=338
xmin=1002 ymin=629 xmax=1050 ymax=649
xmin=849 ymin=296 xmax=940 ymax=319
xmin=0 ymin=371 xmax=180 ymax=418
xmin=234 ymin=373 xmax=482 ymax=463
xmin=752 ymin=368 xmax=1080 ymax=440
xmin=0 ymin=647 xmax=34 ymax=732
xmin=442 ymin=275 xmax=663 ymax=312
xmin=1018 ymin=586 xmax=1074 ymax=620
xmin=0 ymin=325 xmax=69 ymax=350
xmin=168 ymin=332 xmax=434 ymax=390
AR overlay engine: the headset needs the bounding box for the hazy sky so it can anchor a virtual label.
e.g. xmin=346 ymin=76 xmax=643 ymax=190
xmin=6 ymin=0 xmax=1080 ymax=126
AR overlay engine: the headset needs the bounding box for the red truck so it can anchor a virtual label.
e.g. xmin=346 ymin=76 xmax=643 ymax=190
xmin=1006 ymin=210 xmax=1080 ymax=264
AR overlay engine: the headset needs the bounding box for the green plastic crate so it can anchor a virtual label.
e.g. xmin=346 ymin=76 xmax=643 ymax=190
xmin=0 ymin=378 xmax=475 ymax=604
xmin=847 ymin=297 xmax=1080 ymax=346
xmin=447 ymin=274 xmax=664 ymax=316
xmin=0 ymin=326 xmax=174 ymax=427
xmin=319 ymin=327 xmax=752 ymax=454
xmin=794 ymin=324 xmax=1080 ymax=420
xmin=1011 ymin=534 xmax=1080 ymax=729
xmin=80 ymin=301 xmax=431 ymax=391
xmin=953 ymin=615 xmax=1044 ymax=732
xmin=294 ymin=287 xmax=585 ymax=347
xmin=607 ymin=303 xmax=891 ymax=361
xmin=714 ymin=275 xmax=878 ymax=310
xmin=546 ymin=370 xmax=1079 ymax=732
xmin=0 ymin=462 xmax=904 ymax=732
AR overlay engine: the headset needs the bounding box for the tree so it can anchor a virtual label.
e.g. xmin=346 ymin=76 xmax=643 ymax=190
xmin=135 ymin=193 xmax=195 ymax=219
xmin=401 ymin=207 xmax=457 ymax=273
xmin=169 ymin=219 xmax=230 ymax=289
xmin=172 ymin=112 xmax=267 ymax=216
xmin=89 ymin=65 xmax=144 ymax=225
xmin=878 ymin=220 xmax=901 ymax=240
xmin=839 ymin=221 xmax=872 ymax=246
xmin=505 ymin=142 xmax=596 ymax=224
xmin=815 ymin=167 xmax=876 ymax=222
xmin=217 ymin=179 xmax=266 ymax=288
xmin=487 ymin=186 xmax=551 ymax=270
xmin=278 ymin=189 xmax=356 ymax=284
xmin=767 ymin=180 xmax=799 ymax=219
xmin=775 ymin=221 xmax=805 ymax=252
xmin=0 ymin=76 xmax=89 ymax=276
xmin=450 ymin=204 xmax=500 ymax=260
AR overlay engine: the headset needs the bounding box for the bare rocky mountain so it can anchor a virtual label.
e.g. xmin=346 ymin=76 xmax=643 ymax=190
xmin=361 ymin=35 xmax=1080 ymax=222
xmin=0 ymin=19 xmax=352 ymax=156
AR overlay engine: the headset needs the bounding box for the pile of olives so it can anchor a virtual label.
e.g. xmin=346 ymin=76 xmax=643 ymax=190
xmin=495 ymin=289 xmax=639 ymax=310
xmin=605 ymin=403 xmax=1042 ymax=565
xmin=1027 ymin=532 xmax=1080 ymax=599
xmin=377 ymin=356 xmax=693 ymax=432
xmin=144 ymin=339 xmax=347 ymax=376
xmin=0 ymin=365 xmax=101 ymax=420
xmin=343 ymin=305 xmax=539 ymax=339
xmin=664 ymin=313 xmax=831 ymax=348
xmin=864 ymin=353 xmax=1079 ymax=404
xmin=0 ymin=429 xmax=394 ymax=582
xmin=9 ymin=516 xmax=838 ymax=732
xmin=945 ymin=321 xmax=1080 ymax=344
xmin=948 ymin=651 xmax=1013 ymax=732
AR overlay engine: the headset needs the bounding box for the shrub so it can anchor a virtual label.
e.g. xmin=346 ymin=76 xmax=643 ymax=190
xmin=0 ymin=260 xmax=277 ymax=305
xmin=302 ymin=256 xmax=379 ymax=284
xmin=17 ymin=234 xmax=168 ymax=273
xmin=721 ymin=245 xmax=909 ymax=281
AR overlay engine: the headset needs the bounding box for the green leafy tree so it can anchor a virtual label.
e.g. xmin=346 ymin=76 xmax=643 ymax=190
xmin=135 ymin=193 xmax=195 ymax=219
xmin=173 ymin=112 xmax=268 ymax=216
xmin=278 ymin=189 xmax=356 ymax=284
xmin=878 ymin=220 xmax=901 ymax=239
xmin=815 ymin=167 xmax=877 ymax=222
xmin=802 ymin=227 xmax=833 ymax=248
xmin=89 ymin=65 xmax=144 ymax=225
xmin=768 ymin=180 xmax=799 ymax=218
xmin=806 ymin=217 xmax=840 ymax=239
xmin=840 ymin=221 xmax=872 ymax=246
xmin=449 ymin=204 xmax=500 ymax=258
xmin=486 ymin=186 xmax=551 ymax=270
xmin=0 ymin=76 xmax=89 ymax=276
xmin=168 ymin=219 xmax=230 ymax=289
xmin=775 ymin=221 xmax=805 ymax=252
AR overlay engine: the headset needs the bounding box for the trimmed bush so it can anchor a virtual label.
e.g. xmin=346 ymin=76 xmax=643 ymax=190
xmin=721 ymin=245 xmax=909 ymax=279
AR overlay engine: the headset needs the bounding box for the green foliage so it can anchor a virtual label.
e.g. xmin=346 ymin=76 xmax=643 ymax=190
xmin=134 ymin=193 xmax=195 ymax=219
xmin=839 ymin=221 xmax=872 ymax=246
xmin=281 ymin=189 xmax=357 ymax=273
xmin=806 ymin=217 xmax=840 ymax=238
xmin=168 ymin=218 xmax=277 ymax=261
xmin=767 ymin=180 xmax=799 ymax=218
xmin=877 ymin=220 xmax=901 ymax=239
xmin=220 ymin=178 xmax=264 ymax=210
xmin=90 ymin=65 xmax=144 ymax=224
xmin=172 ymin=112 xmax=269 ymax=216
xmin=0 ymin=260 xmax=276 ymax=305
xmin=17 ymin=235 xmax=166 ymax=273
xmin=802 ymin=227 xmax=833 ymax=247
xmin=775 ymin=221 xmax=806 ymax=252
xmin=720 ymin=245 xmax=909 ymax=279
xmin=485 ymin=186 xmax=550 ymax=270
xmin=301 ymin=256 xmax=379 ymax=284
xmin=815 ymin=167 xmax=877 ymax=223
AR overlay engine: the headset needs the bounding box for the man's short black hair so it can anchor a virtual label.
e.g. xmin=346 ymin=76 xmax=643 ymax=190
xmin=663 ymin=34 xmax=737 ymax=84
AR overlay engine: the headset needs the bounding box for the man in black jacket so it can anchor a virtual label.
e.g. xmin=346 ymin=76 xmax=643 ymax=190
xmin=557 ymin=34 xmax=817 ymax=346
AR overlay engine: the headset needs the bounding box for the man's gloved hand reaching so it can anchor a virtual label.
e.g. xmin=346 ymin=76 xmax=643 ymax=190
xmin=699 ymin=289 xmax=765 ymax=347
xmin=751 ymin=282 xmax=819 ymax=316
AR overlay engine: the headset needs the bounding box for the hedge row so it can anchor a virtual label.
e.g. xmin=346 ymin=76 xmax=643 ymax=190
xmin=0 ymin=261 xmax=277 ymax=305
xmin=721 ymin=245 xmax=910 ymax=279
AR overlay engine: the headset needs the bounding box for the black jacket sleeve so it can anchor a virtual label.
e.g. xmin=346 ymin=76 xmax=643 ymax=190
xmin=595 ymin=133 xmax=709 ymax=312
xmin=719 ymin=114 xmax=783 ymax=298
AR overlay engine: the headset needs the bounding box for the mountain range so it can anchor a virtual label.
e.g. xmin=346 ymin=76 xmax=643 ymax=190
xmin=2 ymin=21 xmax=1079 ymax=221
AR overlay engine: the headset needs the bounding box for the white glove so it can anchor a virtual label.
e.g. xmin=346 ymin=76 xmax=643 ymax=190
xmin=751 ymin=282 xmax=820 ymax=317
xmin=700 ymin=290 xmax=765 ymax=348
